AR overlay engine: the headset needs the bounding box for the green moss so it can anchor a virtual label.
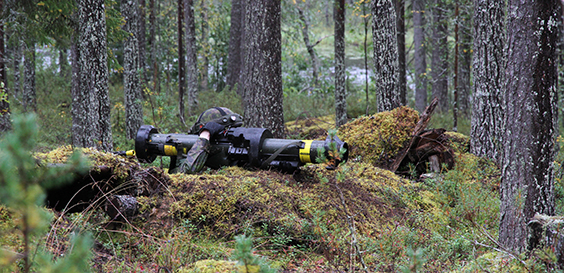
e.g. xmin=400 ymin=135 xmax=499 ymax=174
xmin=34 ymin=145 xmax=139 ymax=180
xmin=178 ymin=259 xmax=239 ymax=273
xmin=444 ymin=131 xmax=471 ymax=153
xmin=337 ymin=106 xmax=419 ymax=167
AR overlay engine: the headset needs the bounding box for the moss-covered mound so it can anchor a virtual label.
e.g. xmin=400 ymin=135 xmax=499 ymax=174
xmin=285 ymin=115 xmax=336 ymax=140
xmin=138 ymin=162 xmax=418 ymax=242
xmin=337 ymin=106 xmax=420 ymax=167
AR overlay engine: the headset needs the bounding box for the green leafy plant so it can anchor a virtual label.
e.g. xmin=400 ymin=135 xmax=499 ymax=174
xmin=0 ymin=114 xmax=92 ymax=272
xmin=231 ymin=235 xmax=277 ymax=273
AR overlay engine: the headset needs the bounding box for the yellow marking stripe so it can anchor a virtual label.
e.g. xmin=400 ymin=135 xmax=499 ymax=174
xmin=299 ymin=140 xmax=313 ymax=163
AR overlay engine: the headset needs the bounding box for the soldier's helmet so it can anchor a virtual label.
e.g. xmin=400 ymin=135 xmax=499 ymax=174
xmin=189 ymin=107 xmax=244 ymax=134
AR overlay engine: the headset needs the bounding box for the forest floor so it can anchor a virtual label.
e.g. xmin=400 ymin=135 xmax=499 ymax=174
xmin=1 ymin=106 xmax=556 ymax=272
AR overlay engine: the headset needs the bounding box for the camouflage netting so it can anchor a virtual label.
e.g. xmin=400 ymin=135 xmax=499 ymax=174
xmin=337 ymin=106 xmax=420 ymax=168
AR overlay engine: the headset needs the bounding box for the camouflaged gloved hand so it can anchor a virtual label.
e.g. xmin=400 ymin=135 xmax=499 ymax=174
xmin=200 ymin=121 xmax=225 ymax=136
xmin=177 ymin=122 xmax=225 ymax=174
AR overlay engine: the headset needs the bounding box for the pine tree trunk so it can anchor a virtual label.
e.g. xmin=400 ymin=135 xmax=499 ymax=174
xmin=122 ymin=0 xmax=143 ymax=139
xmin=470 ymin=0 xmax=504 ymax=163
xmin=499 ymin=0 xmax=559 ymax=253
xmin=431 ymin=0 xmax=448 ymax=113
xmin=395 ymin=0 xmax=406 ymax=106
xmin=178 ymin=0 xmax=186 ymax=122
xmin=12 ymin=41 xmax=21 ymax=99
xmin=226 ymin=0 xmax=244 ymax=94
xmin=185 ymin=0 xmax=198 ymax=116
xmin=76 ymin=0 xmax=113 ymax=151
xmin=149 ymin=0 xmax=158 ymax=94
xmin=138 ymin=0 xmax=147 ymax=84
xmin=413 ymin=0 xmax=427 ymax=113
xmin=457 ymin=0 xmax=471 ymax=117
xmin=241 ymin=0 xmax=284 ymax=137
xmin=23 ymin=42 xmax=35 ymax=112
xmin=199 ymin=0 xmax=209 ymax=91
xmin=0 ymin=0 xmax=9 ymax=133
xmin=334 ymin=0 xmax=347 ymax=127
xmin=373 ymin=0 xmax=400 ymax=112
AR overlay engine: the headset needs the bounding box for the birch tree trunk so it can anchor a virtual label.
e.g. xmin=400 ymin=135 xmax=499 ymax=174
xmin=334 ymin=0 xmax=347 ymax=127
xmin=75 ymin=0 xmax=113 ymax=151
xmin=122 ymin=0 xmax=143 ymax=139
xmin=373 ymin=0 xmax=400 ymax=112
xmin=470 ymin=0 xmax=505 ymax=164
xmin=241 ymin=0 xmax=284 ymax=137
xmin=413 ymin=0 xmax=427 ymax=113
xmin=499 ymin=0 xmax=559 ymax=253
xmin=430 ymin=0 xmax=449 ymax=113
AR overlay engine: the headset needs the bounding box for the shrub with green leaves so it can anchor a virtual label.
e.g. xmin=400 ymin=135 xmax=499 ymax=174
xmin=0 ymin=114 xmax=92 ymax=272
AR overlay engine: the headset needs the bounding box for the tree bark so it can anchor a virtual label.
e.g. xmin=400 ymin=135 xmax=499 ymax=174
xmin=457 ymin=0 xmax=471 ymax=117
xmin=185 ymin=0 xmax=198 ymax=116
xmin=430 ymin=0 xmax=448 ymax=113
xmin=199 ymin=0 xmax=209 ymax=91
xmin=178 ymin=0 xmax=186 ymax=122
xmin=226 ymin=0 xmax=244 ymax=94
xmin=0 ymin=0 xmax=9 ymax=133
xmin=499 ymin=0 xmax=560 ymax=253
xmin=241 ymin=0 xmax=284 ymax=137
xmin=470 ymin=0 xmax=505 ymax=164
xmin=23 ymin=42 xmax=35 ymax=112
xmin=373 ymin=0 xmax=400 ymax=112
xmin=334 ymin=0 xmax=347 ymax=127
xmin=122 ymin=0 xmax=143 ymax=139
xmin=138 ymin=0 xmax=147 ymax=84
xmin=297 ymin=6 xmax=319 ymax=88
xmin=395 ymin=0 xmax=406 ymax=106
xmin=75 ymin=0 xmax=113 ymax=151
xmin=413 ymin=0 xmax=427 ymax=113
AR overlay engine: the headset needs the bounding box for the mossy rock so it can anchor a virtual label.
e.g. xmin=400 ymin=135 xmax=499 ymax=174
xmin=338 ymin=106 xmax=419 ymax=167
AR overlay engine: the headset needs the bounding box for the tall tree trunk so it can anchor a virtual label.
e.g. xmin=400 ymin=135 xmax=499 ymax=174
xmin=373 ymin=0 xmax=400 ymax=112
xmin=241 ymin=0 xmax=284 ymax=137
xmin=457 ymin=0 xmax=472 ymax=117
xmin=75 ymin=0 xmax=113 ymax=151
xmin=149 ymin=0 xmax=157 ymax=93
xmin=226 ymin=0 xmax=244 ymax=94
xmin=297 ymin=6 xmax=319 ymax=88
xmin=12 ymin=41 xmax=22 ymax=99
xmin=23 ymin=42 xmax=35 ymax=112
xmin=413 ymin=0 xmax=427 ymax=113
xmin=470 ymin=0 xmax=504 ymax=163
xmin=0 ymin=0 xmax=9 ymax=133
xmin=334 ymin=0 xmax=347 ymax=127
xmin=138 ymin=0 xmax=147 ymax=84
xmin=199 ymin=0 xmax=209 ymax=91
xmin=122 ymin=0 xmax=143 ymax=139
xmin=499 ymin=0 xmax=560 ymax=253
xmin=431 ymin=0 xmax=449 ymax=112
xmin=395 ymin=0 xmax=406 ymax=105
xmin=185 ymin=0 xmax=198 ymax=116
xmin=178 ymin=0 xmax=186 ymax=122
